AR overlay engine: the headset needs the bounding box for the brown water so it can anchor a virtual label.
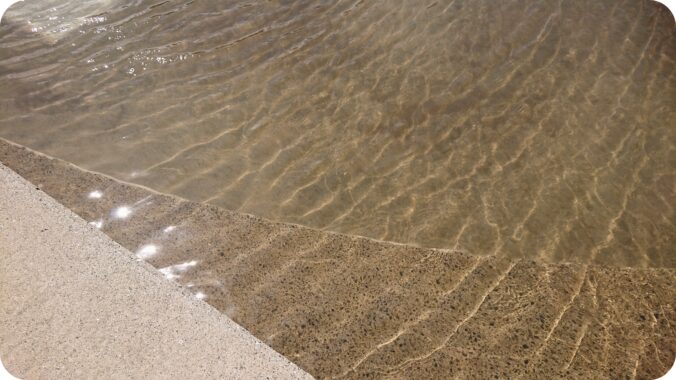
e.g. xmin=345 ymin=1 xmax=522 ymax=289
xmin=0 ymin=0 xmax=674 ymax=267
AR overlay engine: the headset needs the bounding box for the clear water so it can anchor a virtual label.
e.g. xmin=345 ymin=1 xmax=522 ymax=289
xmin=0 ymin=0 xmax=674 ymax=267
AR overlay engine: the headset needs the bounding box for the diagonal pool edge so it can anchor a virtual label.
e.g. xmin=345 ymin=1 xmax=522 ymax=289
xmin=0 ymin=162 xmax=313 ymax=379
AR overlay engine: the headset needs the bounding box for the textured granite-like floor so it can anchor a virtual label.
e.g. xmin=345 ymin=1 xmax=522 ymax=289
xmin=0 ymin=162 xmax=311 ymax=379
xmin=1 ymin=139 xmax=674 ymax=379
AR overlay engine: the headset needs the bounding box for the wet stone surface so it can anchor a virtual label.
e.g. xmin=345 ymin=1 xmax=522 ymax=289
xmin=1 ymin=140 xmax=674 ymax=379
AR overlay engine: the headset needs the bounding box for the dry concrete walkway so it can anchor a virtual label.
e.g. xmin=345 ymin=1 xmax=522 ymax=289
xmin=0 ymin=163 xmax=312 ymax=379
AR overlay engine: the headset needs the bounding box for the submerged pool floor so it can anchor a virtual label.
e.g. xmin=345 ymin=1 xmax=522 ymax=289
xmin=1 ymin=0 xmax=674 ymax=267
xmin=2 ymin=139 xmax=675 ymax=379
xmin=1 ymin=0 xmax=675 ymax=377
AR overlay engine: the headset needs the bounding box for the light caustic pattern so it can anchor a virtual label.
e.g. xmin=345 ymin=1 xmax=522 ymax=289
xmin=0 ymin=0 xmax=674 ymax=267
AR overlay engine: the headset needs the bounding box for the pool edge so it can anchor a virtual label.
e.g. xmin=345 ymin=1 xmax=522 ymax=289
xmin=0 ymin=162 xmax=313 ymax=379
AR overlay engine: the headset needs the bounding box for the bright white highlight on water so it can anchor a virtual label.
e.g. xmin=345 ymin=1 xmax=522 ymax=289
xmin=195 ymin=292 xmax=206 ymax=300
xmin=159 ymin=267 xmax=178 ymax=280
xmin=163 ymin=225 xmax=176 ymax=233
xmin=175 ymin=260 xmax=197 ymax=270
xmin=158 ymin=260 xmax=198 ymax=280
xmin=88 ymin=190 xmax=103 ymax=199
xmin=112 ymin=206 xmax=131 ymax=219
xmin=88 ymin=220 xmax=103 ymax=229
xmin=136 ymin=244 xmax=158 ymax=259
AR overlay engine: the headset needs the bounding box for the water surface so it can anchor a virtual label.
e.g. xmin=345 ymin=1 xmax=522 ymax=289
xmin=0 ymin=0 xmax=674 ymax=267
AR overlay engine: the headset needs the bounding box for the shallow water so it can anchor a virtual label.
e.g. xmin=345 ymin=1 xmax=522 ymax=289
xmin=1 ymin=140 xmax=674 ymax=379
xmin=0 ymin=0 xmax=674 ymax=267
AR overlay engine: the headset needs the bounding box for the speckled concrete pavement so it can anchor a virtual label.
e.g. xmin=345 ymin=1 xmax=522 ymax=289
xmin=0 ymin=162 xmax=312 ymax=379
